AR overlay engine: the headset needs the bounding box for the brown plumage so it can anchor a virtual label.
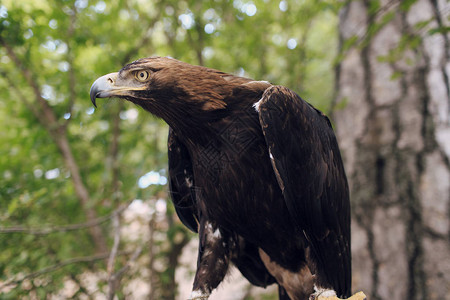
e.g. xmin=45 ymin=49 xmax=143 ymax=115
xmin=90 ymin=57 xmax=351 ymax=300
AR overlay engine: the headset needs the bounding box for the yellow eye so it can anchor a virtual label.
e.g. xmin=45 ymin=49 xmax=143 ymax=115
xmin=135 ymin=70 xmax=149 ymax=82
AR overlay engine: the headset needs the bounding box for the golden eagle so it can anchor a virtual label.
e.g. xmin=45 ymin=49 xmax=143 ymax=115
xmin=90 ymin=57 xmax=352 ymax=300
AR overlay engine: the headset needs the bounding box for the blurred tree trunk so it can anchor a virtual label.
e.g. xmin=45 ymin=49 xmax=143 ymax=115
xmin=333 ymin=1 xmax=450 ymax=300
xmin=160 ymin=211 xmax=190 ymax=300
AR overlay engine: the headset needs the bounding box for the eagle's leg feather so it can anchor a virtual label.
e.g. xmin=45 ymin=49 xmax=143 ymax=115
xmin=190 ymin=220 xmax=231 ymax=299
xmin=188 ymin=290 xmax=210 ymax=300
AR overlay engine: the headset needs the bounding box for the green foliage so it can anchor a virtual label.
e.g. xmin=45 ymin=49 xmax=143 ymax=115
xmin=429 ymin=25 xmax=450 ymax=35
xmin=399 ymin=0 xmax=418 ymax=11
xmin=0 ymin=0 xmax=339 ymax=297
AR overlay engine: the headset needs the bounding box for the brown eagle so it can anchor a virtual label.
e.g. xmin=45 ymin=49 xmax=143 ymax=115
xmin=90 ymin=57 xmax=353 ymax=300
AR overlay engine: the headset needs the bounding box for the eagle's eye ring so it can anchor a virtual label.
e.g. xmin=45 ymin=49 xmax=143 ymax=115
xmin=135 ymin=70 xmax=150 ymax=82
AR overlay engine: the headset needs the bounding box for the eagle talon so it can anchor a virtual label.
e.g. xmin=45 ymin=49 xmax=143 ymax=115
xmin=311 ymin=291 xmax=367 ymax=300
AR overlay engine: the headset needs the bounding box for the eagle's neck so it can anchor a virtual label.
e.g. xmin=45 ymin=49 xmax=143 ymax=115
xmin=138 ymin=78 xmax=268 ymax=146
xmin=139 ymin=99 xmax=227 ymax=146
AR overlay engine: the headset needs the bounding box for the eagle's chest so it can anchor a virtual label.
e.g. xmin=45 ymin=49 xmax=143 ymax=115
xmin=191 ymin=112 xmax=265 ymax=177
xmin=189 ymin=123 xmax=286 ymax=235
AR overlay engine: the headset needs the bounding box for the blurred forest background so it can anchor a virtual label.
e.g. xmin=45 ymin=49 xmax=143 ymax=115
xmin=0 ymin=0 xmax=448 ymax=299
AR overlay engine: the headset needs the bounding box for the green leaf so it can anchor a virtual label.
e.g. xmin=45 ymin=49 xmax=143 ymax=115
xmin=429 ymin=26 xmax=450 ymax=35
xmin=400 ymin=0 xmax=418 ymax=11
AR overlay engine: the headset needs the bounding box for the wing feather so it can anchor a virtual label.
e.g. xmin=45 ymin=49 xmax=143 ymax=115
xmin=168 ymin=128 xmax=199 ymax=232
xmin=257 ymin=86 xmax=351 ymax=297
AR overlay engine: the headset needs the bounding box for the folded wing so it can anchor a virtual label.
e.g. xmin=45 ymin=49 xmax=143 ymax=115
xmin=257 ymin=86 xmax=351 ymax=297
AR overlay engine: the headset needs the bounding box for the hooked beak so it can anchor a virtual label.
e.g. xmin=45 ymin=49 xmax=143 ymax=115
xmin=89 ymin=72 xmax=119 ymax=108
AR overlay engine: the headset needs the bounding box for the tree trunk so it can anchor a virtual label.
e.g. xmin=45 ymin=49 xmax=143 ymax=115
xmin=333 ymin=1 xmax=450 ymax=299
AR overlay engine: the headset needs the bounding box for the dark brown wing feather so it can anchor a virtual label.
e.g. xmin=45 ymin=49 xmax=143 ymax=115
xmin=257 ymin=86 xmax=351 ymax=297
xmin=168 ymin=128 xmax=199 ymax=233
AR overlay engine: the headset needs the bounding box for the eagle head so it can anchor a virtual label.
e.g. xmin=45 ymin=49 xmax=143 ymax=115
xmin=90 ymin=57 xmax=234 ymax=126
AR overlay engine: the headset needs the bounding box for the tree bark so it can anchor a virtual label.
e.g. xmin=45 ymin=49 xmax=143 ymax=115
xmin=333 ymin=1 xmax=450 ymax=299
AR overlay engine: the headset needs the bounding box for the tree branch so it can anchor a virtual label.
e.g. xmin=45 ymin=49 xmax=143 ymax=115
xmin=1 ymin=37 xmax=108 ymax=253
xmin=0 ymin=70 xmax=46 ymax=126
xmin=62 ymin=3 xmax=78 ymax=129
xmin=120 ymin=2 xmax=162 ymax=65
xmin=0 ymin=251 xmax=131 ymax=291
xmin=0 ymin=37 xmax=58 ymax=128
xmin=107 ymin=213 xmax=121 ymax=300
xmin=107 ymin=102 xmax=123 ymax=204
xmin=148 ymin=216 xmax=157 ymax=300
xmin=107 ymin=245 xmax=144 ymax=300
xmin=0 ymin=200 xmax=131 ymax=235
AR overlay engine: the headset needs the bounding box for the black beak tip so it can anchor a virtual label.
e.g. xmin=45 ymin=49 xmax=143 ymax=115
xmin=89 ymin=85 xmax=98 ymax=108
